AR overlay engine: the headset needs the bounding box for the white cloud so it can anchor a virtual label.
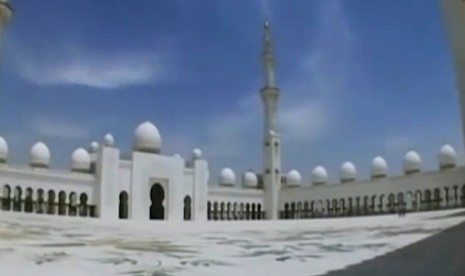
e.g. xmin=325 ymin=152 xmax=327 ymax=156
xmin=11 ymin=46 xmax=171 ymax=89
xmin=197 ymin=0 xmax=354 ymax=180
xmin=29 ymin=117 xmax=90 ymax=140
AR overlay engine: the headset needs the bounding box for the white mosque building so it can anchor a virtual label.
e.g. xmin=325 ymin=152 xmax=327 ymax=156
xmin=0 ymin=0 xmax=464 ymax=222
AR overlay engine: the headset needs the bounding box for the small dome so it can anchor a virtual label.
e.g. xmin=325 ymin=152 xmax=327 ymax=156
xmin=287 ymin=169 xmax=302 ymax=187
xmin=30 ymin=141 xmax=51 ymax=168
xmin=243 ymin=171 xmax=258 ymax=188
xmin=0 ymin=136 xmax=8 ymax=162
xmin=133 ymin=121 xmax=162 ymax=153
xmin=439 ymin=144 xmax=456 ymax=170
xmin=89 ymin=141 xmax=99 ymax=153
xmin=71 ymin=148 xmax=91 ymax=172
xmin=219 ymin=167 xmax=236 ymax=186
xmin=103 ymin=133 xmax=115 ymax=147
xmin=371 ymin=156 xmax=388 ymax=178
xmin=312 ymin=166 xmax=328 ymax=185
xmin=192 ymin=148 xmax=203 ymax=159
xmin=403 ymin=151 xmax=421 ymax=174
xmin=173 ymin=153 xmax=182 ymax=159
xmin=340 ymin=161 xmax=356 ymax=182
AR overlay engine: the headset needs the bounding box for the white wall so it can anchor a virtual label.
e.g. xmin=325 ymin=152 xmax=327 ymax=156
xmin=0 ymin=165 xmax=95 ymax=204
xmin=280 ymin=167 xmax=465 ymax=211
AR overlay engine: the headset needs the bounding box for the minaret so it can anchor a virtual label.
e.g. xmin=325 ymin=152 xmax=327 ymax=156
xmin=0 ymin=0 xmax=12 ymax=59
xmin=260 ymin=20 xmax=281 ymax=220
xmin=440 ymin=0 xmax=465 ymax=153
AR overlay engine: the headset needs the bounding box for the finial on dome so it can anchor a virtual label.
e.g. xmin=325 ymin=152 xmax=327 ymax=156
xmin=264 ymin=19 xmax=270 ymax=28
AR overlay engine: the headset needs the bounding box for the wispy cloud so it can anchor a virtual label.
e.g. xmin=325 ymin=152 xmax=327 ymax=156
xmin=29 ymin=116 xmax=90 ymax=140
xmin=9 ymin=44 xmax=171 ymax=89
xmin=196 ymin=0 xmax=355 ymax=180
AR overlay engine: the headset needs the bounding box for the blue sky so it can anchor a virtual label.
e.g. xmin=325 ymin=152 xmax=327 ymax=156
xmin=0 ymin=0 xmax=462 ymax=185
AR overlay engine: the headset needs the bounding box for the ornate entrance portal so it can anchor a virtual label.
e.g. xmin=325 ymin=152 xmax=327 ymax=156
xmin=150 ymin=184 xmax=165 ymax=220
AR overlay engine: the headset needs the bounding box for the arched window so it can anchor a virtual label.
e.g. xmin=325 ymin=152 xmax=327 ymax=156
xmin=355 ymin=197 xmax=361 ymax=216
xmin=339 ymin=198 xmax=346 ymax=216
xmin=363 ymin=196 xmax=369 ymax=215
xmin=378 ymin=195 xmax=385 ymax=213
xmin=370 ymin=195 xmax=376 ymax=214
xmin=207 ymin=201 xmax=211 ymax=220
xmin=233 ymin=202 xmax=238 ymax=220
xmin=332 ymin=199 xmax=338 ymax=216
xmin=245 ymin=203 xmax=250 ymax=220
xmin=444 ymin=187 xmax=450 ymax=208
xmin=397 ymin=193 xmax=405 ymax=212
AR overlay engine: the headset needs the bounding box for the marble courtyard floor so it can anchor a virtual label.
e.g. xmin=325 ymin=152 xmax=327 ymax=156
xmin=0 ymin=209 xmax=464 ymax=276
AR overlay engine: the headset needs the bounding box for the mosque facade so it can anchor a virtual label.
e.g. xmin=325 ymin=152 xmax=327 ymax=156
xmin=0 ymin=0 xmax=464 ymax=222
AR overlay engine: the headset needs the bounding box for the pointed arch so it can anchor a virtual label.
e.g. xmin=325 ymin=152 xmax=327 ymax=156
xmin=433 ymin=188 xmax=441 ymax=209
xmin=284 ymin=203 xmax=289 ymax=219
xmin=245 ymin=203 xmax=250 ymax=220
xmin=424 ymin=189 xmax=433 ymax=210
xmin=257 ymin=203 xmax=262 ymax=220
xmin=251 ymin=203 xmax=256 ymax=220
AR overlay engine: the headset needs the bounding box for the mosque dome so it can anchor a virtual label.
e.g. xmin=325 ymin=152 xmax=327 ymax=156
xmin=439 ymin=144 xmax=456 ymax=170
xmin=133 ymin=121 xmax=162 ymax=153
xmin=340 ymin=161 xmax=357 ymax=182
xmin=243 ymin=171 xmax=258 ymax=188
xmin=219 ymin=167 xmax=236 ymax=186
xmin=403 ymin=151 xmax=421 ymax=174
xmin=89 ymin=141 xmax=99 ymax=153
xmin=371 ymin=156 xmax=388 ymax=178
xmin=312 ymin=166 xmax=328 ymax=185
xmin=0 ymin=136 xmax=8 ymax=162
xmin=30 ymin=141 xmax=51 ymax=168
xmin=103 ymin=133 xmax=115 ymax=147
xmin=287 ymin=170 xmax=302 ymax=187
xmin=192 ymin=148 xmax=203 ymax=160
xmin=71 ymin=148 xmax=91 ymax=172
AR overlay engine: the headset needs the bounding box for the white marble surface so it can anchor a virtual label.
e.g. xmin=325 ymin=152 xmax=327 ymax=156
xmin=0 ymin=209 xmax=464 ymax=276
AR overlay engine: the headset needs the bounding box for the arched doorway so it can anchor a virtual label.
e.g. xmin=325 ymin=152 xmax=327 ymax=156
xmin=2 ymin=185 xmax=11 ymax=211
xmin=207 ymin=201 xmax=211 ymax=220
xmin=149 ymin=184 xmax=165 ymax=220
xmin=119 ymin=191 xmax=129 ymax=219
xmin=425 ymin=189 xmax=432 ymax=210
xmin=284 ymin=203 xmax=289 ymax=219
xmin=69 ymin=192 xmax=78 ymax=216
xmin=387 ymin=193 xmax=395 ymax=213
xmin=433 ymin=188 xmax=441 ymax=209
xmin=12 ymin=186 xmax=22 ymax=212
xmin=80 ymin=193 xmax=88 ymax=217
xmin=58 ymin=191 xmax=67 ymax=215
xmin=37 ymin=189 xmax=45 ymax=214
xmin=183 ymin=195 xmax=192 ymax=220
xmin=257 ymin=203 xmax=262 ymax=220
xmin=47 ymin=190 xmax=55 ymax=215
xmin=24 ymin=187 xmax=33 ymax=213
